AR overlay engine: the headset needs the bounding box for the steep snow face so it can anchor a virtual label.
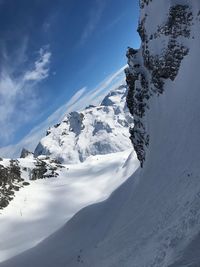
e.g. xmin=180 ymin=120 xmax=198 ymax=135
xmin=4 ymin=1 xmax=200 ymax=267
xmin=34 ymin=85 xmax=133 ymax=164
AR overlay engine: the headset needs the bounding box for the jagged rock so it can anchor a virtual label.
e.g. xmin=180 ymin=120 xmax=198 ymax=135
xmin=0 ymin=157 xmax=64 ymax=209
xmin=31 ymin=160 xmax=48 ymax=180
xmin=20 ymin=148 xmax=33 ymax=159
xmin=0 ymin=160 xmax=23 ymax=209
xmin=125 ymin=3 xmax=193 ymax=166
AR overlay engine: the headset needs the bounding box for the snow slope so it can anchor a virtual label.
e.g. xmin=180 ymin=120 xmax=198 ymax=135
xmin=2 ymin=1 xmax=200 ymax=266
xmin=0 ymin=79 xmax=137 ymax=262
xmin=34 ymin=85 xmax=133 ymax=164
xmin=0 ymin=149 xmax=138 ymax=262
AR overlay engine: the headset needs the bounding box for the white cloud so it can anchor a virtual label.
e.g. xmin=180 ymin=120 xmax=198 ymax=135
xmin=0 ymin=65 xmax=126 ymax=158
xmin=24 ymin=48 xmax=51 ymax=81
xmin=0 ymin=45 xmax=51 ymax=144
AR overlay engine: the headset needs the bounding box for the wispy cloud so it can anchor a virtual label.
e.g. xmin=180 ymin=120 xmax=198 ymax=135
xmin=0 ymin=87 xmax=87 ymax=158
xmin=80 ymin=0 xmax=106 ymax=45
xmin=0 ymin=65 xmax=126 ymax=158
xmin=24 ymin=47 xmax=51 ymax=81
xmin=0 ymin=45 xmax=51 ymax=144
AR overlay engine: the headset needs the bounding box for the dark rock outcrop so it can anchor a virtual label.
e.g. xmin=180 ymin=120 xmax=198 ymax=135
xmin=0 ymin=157 xmax=64 ymax=210
xmin=125 ymin=3 xmax=193 ymax=166
xmin=20 ymin=148 xmax=33 ymax=159
xmin=0 ymin=160 xmax=24 ymax=209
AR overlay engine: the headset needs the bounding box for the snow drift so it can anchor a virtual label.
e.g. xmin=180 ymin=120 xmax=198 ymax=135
xmin=2 ymin=0 xmax=200 ymax=266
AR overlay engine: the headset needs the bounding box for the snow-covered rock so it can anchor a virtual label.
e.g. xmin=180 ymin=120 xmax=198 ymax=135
xmin=34 ymin=85 xmax=133 ymax=164
xmin=20 ymin=148 xmax=33 ymax=159
xmin=3 ymin=1 xmax=200 ymax=267
xmin=0 ymin=149 xmax=138 ymax=262
xmin=125 ymin=1 xmax=192 ymax=166
xmin=0 ymin=157 xmax=64 ymax=210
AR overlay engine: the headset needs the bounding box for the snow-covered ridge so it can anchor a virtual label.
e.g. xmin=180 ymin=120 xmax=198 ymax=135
xmin=34 ymin=85 xmax=133 ymax=164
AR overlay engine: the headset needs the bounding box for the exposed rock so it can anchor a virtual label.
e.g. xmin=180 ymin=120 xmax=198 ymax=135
xmin=139 ymin=0 xmax=152 ymax=9
xmin=20 ymin=148 xmax=33 ymax=159
xmin=0 ymin=157 xmax=64 ymax=209
xmin=125 ymin=3 xmax=193 ymax=166
xmin=0 ymin=160 xmax=23 ymax=209
xmin=31 ymin=160 xmax=48 ymax=180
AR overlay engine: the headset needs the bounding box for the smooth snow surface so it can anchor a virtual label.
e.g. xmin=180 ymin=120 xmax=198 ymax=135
xmin=0 ymin=149 xmax=138 ymax=262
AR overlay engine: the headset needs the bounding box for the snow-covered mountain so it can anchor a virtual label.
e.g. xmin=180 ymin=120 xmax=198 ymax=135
xmin=0 ymin=150 xmax=138 ymax=262
xmin=0 ymin=65 xmax=126 ymax=159
xmin=0 ymin=83 xmax=139 ymax=261
xmin=34 ymin=85 xmax=133 ymax=164
xmin=2 ymin=1 xmax=200 ymax=266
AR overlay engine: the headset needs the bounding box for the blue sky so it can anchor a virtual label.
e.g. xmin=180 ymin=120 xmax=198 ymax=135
xmin=0 ymin=0 xmax=140 ymax=149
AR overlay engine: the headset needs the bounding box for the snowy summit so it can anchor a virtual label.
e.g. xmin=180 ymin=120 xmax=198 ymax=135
xmin=34 ymin=84 xmax=133 ymax=164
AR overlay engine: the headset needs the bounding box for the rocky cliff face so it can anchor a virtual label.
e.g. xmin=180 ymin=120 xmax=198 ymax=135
xmin=125 ymin=0 xmax=193 ymax=166
xmin=34 ymin=85 xmax=133 ymax=164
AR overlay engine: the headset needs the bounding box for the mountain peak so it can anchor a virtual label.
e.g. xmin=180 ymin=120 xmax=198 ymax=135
xmin=34 ymin=84 xmax=133 ymax=164
xmin=20 ymin=148 xmax=33 ymax=159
